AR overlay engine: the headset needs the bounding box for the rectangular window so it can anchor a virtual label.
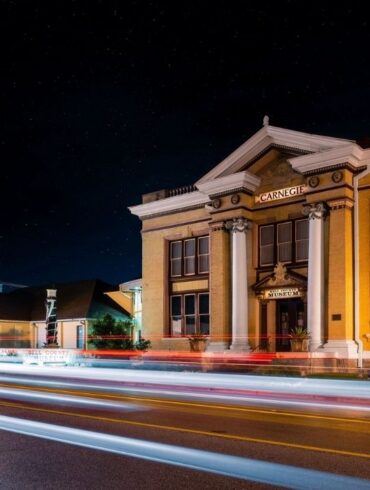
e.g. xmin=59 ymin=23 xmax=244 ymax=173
xmin=198 ymin=236 xmax=209 ymax=273
xmin=259 ymin=219 xmax=309 ymax=267
xmin=184 ymin=239 xmax=196 ymax=275
xmin=169 ymin=236 xmax=209 ymax=278
xmin=170 ymin=241 xmax=182 ymax=277
xmin=277 ymin=222 xmax=292 ymax=263
xmin=169 ymin=293 xmax=209 ymax=336
xmin=260 ymin=225 xmax=274 ymax=266
xmin=295 ymin=219 xmax=309 ymax=261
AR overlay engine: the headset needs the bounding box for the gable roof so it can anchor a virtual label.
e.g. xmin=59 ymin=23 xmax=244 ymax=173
xmin=0 ymin=279 xmax=131 ymax=322
xmin=196 ymin=124 xmax=352 ymax=184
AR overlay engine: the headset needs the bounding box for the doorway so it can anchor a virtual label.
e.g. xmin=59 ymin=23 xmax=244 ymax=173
xmin=276 ymin=299 xmax=305 ymax=351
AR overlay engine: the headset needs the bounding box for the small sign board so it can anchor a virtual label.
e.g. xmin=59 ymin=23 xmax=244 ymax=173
xmin=256 ymin=185 xmax=307 ymax=204
xmin=264 ymin=287 xmax=301 ymax=299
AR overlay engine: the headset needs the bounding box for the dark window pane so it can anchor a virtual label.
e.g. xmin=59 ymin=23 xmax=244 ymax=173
xmin=198 ymin=254 xmax=209 ymax=273
xmin=171 ymin=241 xmax=182 ymax=259
xmin=277 ymin=222 xmax=292 ymax=242
xmin=296 ymin=240 xmax=309 ymax=261
xmin=184 ymin=239 xmax=196 ymax=257
xmin=260 ymin=225 xmax=274 ymax=246
xmin=198 ymin=236 xmax=209 ymax=254
xmin=199 ymin=315 xmax=209 ymax=335
xmin=199 ymin=293 xmax=209 ymax=314
xmin=171 ymin=258 xmax=181 ymax=276
xmin=296 ymin=219 xmax=309 ymax=240
xmin=185 ymin=295 xmax=195 ymax=314
xmin=184 ymin=257 xmax=195 ymax=275
xmin=260 ymin=245 xmax=274 ymax=266
xmin=171 ymin=296 xmax=181 ymax=316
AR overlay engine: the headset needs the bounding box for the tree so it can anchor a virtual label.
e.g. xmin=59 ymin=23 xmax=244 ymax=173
xmin=88 ymin=314 xmax=134 ymax=350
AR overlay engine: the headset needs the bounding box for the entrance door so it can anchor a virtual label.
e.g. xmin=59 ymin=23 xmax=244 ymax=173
xmin=276 ymin=299 xmax=305 ymax=351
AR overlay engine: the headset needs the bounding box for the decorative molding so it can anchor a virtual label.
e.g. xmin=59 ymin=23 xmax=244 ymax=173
xmin=308 ymin=175 xmax=320 ymax=188
xmin=300 ymin=163 xmax=367 ymax=176
xmin=142 ymin=217 xmax=211 ymax=233
xmin=209 ymin=221 xmax=226 ymax=232
xmin=327 ymin=199 xmax=354 ymax=210
xmin=267 ymin=263 xmax=291 ymax=286
xmin=231 ymin=193 xmax=240 ymax=204
xmin=211 ymin=198 xmax=222 ymax=209
xmin=129 ymin=191 xmax=209 ymax=219
xmin=331 ymin=170 xmax=343 ymax=183
xmin=225 ymin=217 xmax=249 ymax=233
xmin=196 ymin=170 xmax=260 ymax=197
xmin=302 ymin=202 xmax=327 ymax=220
xmin=289 ymin=144 xmax=370 ymax=175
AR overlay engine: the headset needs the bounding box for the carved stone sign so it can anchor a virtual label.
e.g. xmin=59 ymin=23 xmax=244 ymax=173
xmin=264 ymin=287 xmax=301 ymax=299
xmin=256 ymin=185 xmax=307 ymax=203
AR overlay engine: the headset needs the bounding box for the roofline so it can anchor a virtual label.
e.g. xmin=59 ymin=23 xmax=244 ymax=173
xmin=196 ymin=125 xmax=353 ymax=184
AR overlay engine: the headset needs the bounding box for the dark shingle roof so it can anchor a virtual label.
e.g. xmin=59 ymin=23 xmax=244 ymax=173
xmin=0 ymin=279 xmax=130 ymax=321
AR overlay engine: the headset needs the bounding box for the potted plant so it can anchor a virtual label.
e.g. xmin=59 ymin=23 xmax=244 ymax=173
xmin=188 ymin=331 xmax=208 ymax=352
xmin=289 ymin=326 xmax=310 ymax=352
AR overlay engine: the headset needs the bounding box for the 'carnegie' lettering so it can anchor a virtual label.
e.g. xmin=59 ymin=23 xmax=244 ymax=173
xmin=256 ymin=185 xmax=307 ymax=203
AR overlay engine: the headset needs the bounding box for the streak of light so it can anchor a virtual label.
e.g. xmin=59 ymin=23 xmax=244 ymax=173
xmin=0 ymin=415 xmax=369 ymax=489
xmin=1 ymin=364 xmax=369 ymax=401
xmin=1 ymin=401 xmax=369 ymax=460
xmin=2 ymin=379 xmax=370 ymax=425
xmin=0 ymin=387 xmax=147 ymax=412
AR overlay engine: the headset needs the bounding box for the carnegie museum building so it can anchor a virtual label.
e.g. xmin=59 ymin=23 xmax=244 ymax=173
xmin=129 ymin=121 xmax=370 ymax=367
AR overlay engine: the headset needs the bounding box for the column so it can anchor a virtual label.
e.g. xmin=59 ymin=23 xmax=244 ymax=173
xmin=225 ymin=217 xmax=250 ymax=352
xmin=302 ymin=203 xmax=326 ymax=351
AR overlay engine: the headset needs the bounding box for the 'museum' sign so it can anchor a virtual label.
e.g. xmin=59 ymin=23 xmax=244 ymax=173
xmin=264 ymin=288 xmax=301 ymax=299
xmin=256 ymin=185 xmax=307 ymax=203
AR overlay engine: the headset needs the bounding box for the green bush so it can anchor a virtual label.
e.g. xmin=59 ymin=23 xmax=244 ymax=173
xmin=88 ymin=314 xmax=134 ymax=350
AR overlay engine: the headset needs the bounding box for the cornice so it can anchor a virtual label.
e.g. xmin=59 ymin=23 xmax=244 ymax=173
xmin=289 ymin=144 xmax=370 ymax=174
xmin=196 ymin=170 xmax=260 ymax=197
xmin=196 ymin=125 xmax=352 ymax=184
xmin=128 ymin=191 xmax=209 ymax=219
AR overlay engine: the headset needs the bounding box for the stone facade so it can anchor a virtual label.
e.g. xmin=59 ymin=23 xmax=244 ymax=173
xmin=130 ymin=123 xmax=370 ymax=366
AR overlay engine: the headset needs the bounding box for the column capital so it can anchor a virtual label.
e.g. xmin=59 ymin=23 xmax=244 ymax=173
xmin=302 ymin=202 xmax=327 ymax=220
xmin=225 ymin=217 xmax=250 ymax=233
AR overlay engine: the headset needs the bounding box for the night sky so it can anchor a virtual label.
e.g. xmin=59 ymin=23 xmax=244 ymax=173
xmin=1 ymin=2 xmax=370 ymax=286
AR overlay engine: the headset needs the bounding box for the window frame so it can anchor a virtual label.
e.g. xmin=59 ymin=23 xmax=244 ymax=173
xmin=169 ymin=292 xmax=210 ymax=336
xmin=295 ymin=218 xmax=309 ymax=263
xmin=258 ymin=218 xmax=309 ymax=268
xmin=169 ymin=236 xmax=209 ymax=278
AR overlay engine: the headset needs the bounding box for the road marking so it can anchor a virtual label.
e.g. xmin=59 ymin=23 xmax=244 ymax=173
xmin=2 ymin=414 xmax=370 ymax=490
xmin=0 ymin=400 xmax=369 ymax=460
xmin=0 ymin=382 xmax=369 ymax=426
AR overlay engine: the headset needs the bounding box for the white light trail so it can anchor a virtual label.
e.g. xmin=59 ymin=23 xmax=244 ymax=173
xmin=0 ymin=415 xmax=369 ymax=490
xmin=0 ymin=387 xmax=147 ymax=412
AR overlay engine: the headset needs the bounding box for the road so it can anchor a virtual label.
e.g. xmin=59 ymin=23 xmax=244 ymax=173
xmin=0 ymin=364 xmax=369 ymax=489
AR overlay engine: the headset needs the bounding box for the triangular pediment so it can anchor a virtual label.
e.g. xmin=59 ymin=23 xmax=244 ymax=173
xmin=253 ymin=263 xmax=307 ymax=291
xmin=196 ymin=124 xmax=352 ymax=185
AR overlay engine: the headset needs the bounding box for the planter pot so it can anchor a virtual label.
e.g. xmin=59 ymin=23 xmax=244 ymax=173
xmin=189 ymin=339 xmax=207 ymax=352
xmin=290 ymin=338 xmax=309 ymax=352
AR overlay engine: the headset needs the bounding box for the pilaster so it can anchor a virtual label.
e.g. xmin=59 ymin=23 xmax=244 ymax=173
xmin=207 ymin=222 xmax=231 ymax=351
xmin=323 ymin=198 xmax=357 ymax=356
